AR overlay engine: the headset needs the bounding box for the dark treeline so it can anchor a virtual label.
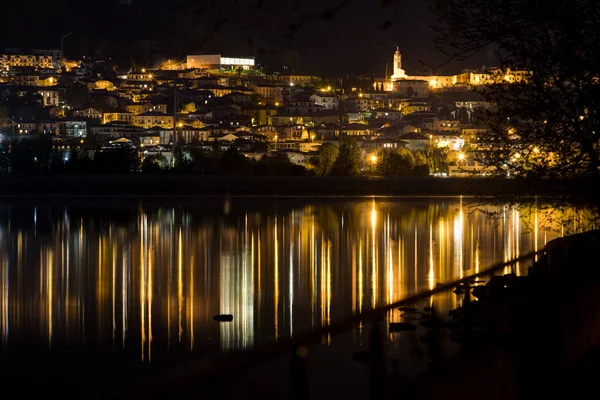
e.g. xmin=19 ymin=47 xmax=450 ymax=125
xmin=0 ymin=135 xmax=311 ymax=176
xmin=0 ymin=135 xmax=451 ymax=177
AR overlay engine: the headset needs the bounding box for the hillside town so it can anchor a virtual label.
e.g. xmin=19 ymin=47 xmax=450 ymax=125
xmin=0 ymin=47 xmax=527 ymax=176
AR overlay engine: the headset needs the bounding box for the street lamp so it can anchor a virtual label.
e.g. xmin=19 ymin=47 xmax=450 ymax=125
xmin=370 ymin=154 xmax=378 ymax=176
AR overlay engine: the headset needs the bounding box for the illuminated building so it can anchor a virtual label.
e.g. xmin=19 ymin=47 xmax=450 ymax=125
xmin=0 ymin=53 xmax=54 ymax=69
xmin=390 ymin=47 xmax=407 ymax=80
xmin=309 ymin=93 xmax=340 ymax=110
xmin=186 ymin=54 xmax=255 ymax=70
xmin=389 ymin=48 xmax=530 ymax=91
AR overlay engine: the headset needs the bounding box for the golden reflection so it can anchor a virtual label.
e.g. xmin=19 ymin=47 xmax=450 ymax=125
xmin=311 ymin=218 xmax=315 ymax=328
xmin=454 ymin=199 xmax=464 ymax=279
xmin=320 ymin=233 xmax=326 ymax=331
xmin=325 ymin=240 xmax=332 ymax=344
xmin=190 ymin=254 xmax=194 ymax=352
xmin=387 ymin=218 xmax=393 ymax=304
xmin=534 ymin=210 xmax=539 ymax=255
xmin=257 ymin=232 xmax=261 ymax=330
xmin=289 ymin=242 xmax=294 ymax=337
xmin=148 ymin=235 xmax=153 ymax=362
xmin=429 ymin=223 xmax=434 ymax=291
xmin=358 ymin=239 xmax=363 ymax=315
xmin=371 ymin=200 xmax=377 ymax=308
xmin=47 ymin=248 xmax=53 ymax=346
xmin=122 ymin=253 xmax=127 ymax=348
xmin=178 ymin=228 xmax=183 ymax=342
xmin=414 ymin=227 xmax=418 ymax=295
xmin=1 ymin=259 xmax=7 ymax=352
xmin=351 ymin=243 xmax=356 ymax=315
xmin=140 ymin=215 xmax=146 ymax=361
xmin=0 ymin=199 xmax=586 ymax=361
xmin=274 ymin=216 xmax=279 ymax=341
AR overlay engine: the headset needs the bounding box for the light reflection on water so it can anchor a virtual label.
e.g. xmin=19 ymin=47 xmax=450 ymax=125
xmin=0 ymin=198 xmax=585 ymax=363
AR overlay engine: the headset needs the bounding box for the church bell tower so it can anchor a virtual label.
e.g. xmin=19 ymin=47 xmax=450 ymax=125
xmin=391 ymin=47 xmax=406 ymax=80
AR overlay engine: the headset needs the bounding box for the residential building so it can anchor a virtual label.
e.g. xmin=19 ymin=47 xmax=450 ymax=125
xmin=62 ymin=121 xmax=87 ymax=137
xmin=0 ymin=54 xmax=53 ymax=69
xmin=74 ymin=108 xmax=102 ymax=120
xmin=421 ymin=119 xmax=461 ymax=132
xmin=269 ymin=112 xmax=347 ymax=127
xmin=372 ymin=108 xmax=402 ymax=121
xmin=399 ymin=132 xmax=430 ymax=151
xmin=103 ymin=112 xmax=134 ymax=125
xmin=402 ymin=101 xmax=431 ymax=115
xmin=276 ymin=75 xmax=315 ymax=85
xmin=38 ymin=89 xmax=60 ymax=107
xmin=126 ymin=103 xmax=167 ymax=115
xmin=310 ymin=93 xmax=339 ymax=110
xmin=346 ymin=96 xmax=378 ymax=112
xmin=244 ymin=106 xmax=277 ymax=126
xmin=392 ymin=79 xmax=429 ymax=98
xmin=133 ymin=111 xmax=174 ymax=129
xmin=118 ymin=71 xmax=155 ymax=81
xmin=250 ymin=83 xmax=284 ymax=103
xmin=428 ymin=131 xmax=465 ymax=151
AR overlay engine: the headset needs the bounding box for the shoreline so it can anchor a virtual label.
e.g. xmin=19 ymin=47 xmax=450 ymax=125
xmin=0 ymin=174 xmax=595 ymax=198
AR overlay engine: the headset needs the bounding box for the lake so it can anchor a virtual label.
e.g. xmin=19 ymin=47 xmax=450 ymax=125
xmin=0 ymin=196 xmax=586 ymax=397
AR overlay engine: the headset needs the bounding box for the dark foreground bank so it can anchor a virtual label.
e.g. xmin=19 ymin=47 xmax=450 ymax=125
xmin=0 ymin=174 xmax=595 ymax=197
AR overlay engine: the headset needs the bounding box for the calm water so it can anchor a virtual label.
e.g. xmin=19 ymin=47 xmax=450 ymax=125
xmin=0 ymin=197 xmax=584 ymax=396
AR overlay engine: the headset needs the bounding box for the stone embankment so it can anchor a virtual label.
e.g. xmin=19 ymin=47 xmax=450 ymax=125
xmin=407 ymin=230 xmax=600 ymax=399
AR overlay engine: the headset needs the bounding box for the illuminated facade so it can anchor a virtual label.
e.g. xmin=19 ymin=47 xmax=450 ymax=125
xmin=0 ymin=54 xmax=54 ymax=69
xmin=391 ymin=47 xmax=407 ymax=80
xmin=389 ymin=48 xmax=530 ymax=91
xmin=186 ymin=54 xmax=255 ymax=70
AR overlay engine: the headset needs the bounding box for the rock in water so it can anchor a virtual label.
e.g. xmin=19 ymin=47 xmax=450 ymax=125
xmin=213 ymin=314 xmax=233 ymax=322
xmin=389 ymin=322 xmax=417 ymax=332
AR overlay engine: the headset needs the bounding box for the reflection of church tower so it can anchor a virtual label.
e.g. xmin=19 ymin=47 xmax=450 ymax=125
xmin=391 ymin=47 xmax=406 ymax=80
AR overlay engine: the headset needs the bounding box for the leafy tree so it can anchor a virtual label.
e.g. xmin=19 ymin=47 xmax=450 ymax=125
xmin=434 ymin=0 xmax=600 ymax=199
xmin=445 ymin=150 xmax=460 ymax=166
xmin=312 ymin=143 xmax=339 ymax=176
xmin=428 ymin=146 xmax=448 ymax=175
xmin=376 ymin=148 xmax=416 ymax=176
xmin=64 ymin=148 xmax=95 ymax=173
xmin=8 ymin=134 xmax=53 ymax=174
xmin=220 ymin=147 xmax=254 ymax=175
xmin=413 ymin=150 xmax=430 ymax=176
xmin=398 ymin=148 xmax=415 ymax=169
xmin=93 ymin=148 xmax=140 ymax=173
xmin=141 ymin=154 xmax=169 ymax=173
xmin=256 ymin=152 xmax=308 ymax=176
xmin=414 ymin=150 xmax=428 ymax=166
xmin=332 ymin=137 xmax=363 ymax=176
xmin=172 ymin=143 xmax=190 ymax=171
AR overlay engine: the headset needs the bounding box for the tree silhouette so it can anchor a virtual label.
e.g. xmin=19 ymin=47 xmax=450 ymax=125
xmin=435 ymin=1 xmax=600 ymax=183
xmin=312 ymin=142 xmax=339 ymax=176
xmin=332 ymin=137 xmax=363 ymax=176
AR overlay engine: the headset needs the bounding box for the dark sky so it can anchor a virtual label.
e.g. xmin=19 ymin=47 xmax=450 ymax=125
xmin=0 ymin=0 xmax=494 ymax=75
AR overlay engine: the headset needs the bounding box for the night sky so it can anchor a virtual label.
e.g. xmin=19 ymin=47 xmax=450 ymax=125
xmin=0 ymin=0 xmax=494 ymax=75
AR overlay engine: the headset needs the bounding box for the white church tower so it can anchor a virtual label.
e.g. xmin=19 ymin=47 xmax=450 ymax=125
xmin=391 ymin=47 xmax=407 ymax=80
